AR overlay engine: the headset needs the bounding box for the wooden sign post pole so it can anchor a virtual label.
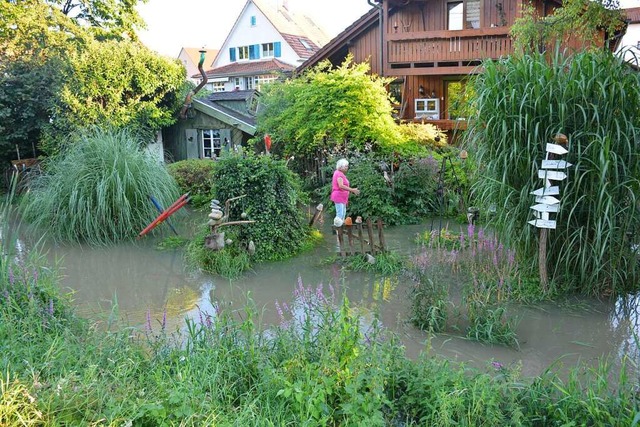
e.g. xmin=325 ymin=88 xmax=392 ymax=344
xmin=529 ymin=133 xmax=569 ymax=292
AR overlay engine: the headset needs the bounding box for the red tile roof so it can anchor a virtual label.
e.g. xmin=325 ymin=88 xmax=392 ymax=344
xmin=625 ymin=7 xmax=640 ymax=24
xmin=203 ymin=58 xmax=295 ymax=79
xmin=281 ymin=33 xmax=320 ymax=59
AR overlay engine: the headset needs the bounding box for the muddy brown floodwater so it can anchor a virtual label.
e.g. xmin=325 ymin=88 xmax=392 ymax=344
xmin=28 ymin=213 xmax=640 ymax=379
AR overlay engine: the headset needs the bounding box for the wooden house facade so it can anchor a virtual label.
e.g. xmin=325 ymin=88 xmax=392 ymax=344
xmin=298 ymin=0 xmax=603 ymax=133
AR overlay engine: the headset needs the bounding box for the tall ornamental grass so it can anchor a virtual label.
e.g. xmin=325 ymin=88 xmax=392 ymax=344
xmin=464 ymin=49 xmax=640 ymax=295
xmin=20 ymin=128 xmax=180 ymax=245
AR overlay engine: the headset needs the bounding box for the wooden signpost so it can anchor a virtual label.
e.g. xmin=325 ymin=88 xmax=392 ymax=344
xmin=529 ymin=133 xmax=570 ymax=291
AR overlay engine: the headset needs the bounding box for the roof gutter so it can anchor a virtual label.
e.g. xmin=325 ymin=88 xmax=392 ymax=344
xmin=180 ymin=49 xmax=209 ymax=119
xmin=368 ymin=0 xmax=383 ymax=76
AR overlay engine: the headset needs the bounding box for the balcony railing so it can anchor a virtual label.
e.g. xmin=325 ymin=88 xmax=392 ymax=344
xmin=387 ymin=27 xmax=512 ymax=65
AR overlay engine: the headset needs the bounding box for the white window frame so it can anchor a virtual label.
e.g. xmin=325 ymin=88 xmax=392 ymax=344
xmin=212 ymin=82 xmax=225 ymax=92
xmin=262 ymin=42 xmax=274 ymax=58
xmin=238 ymin=45 xmax=250 ymax=60
xmin=202 ymin=129 xmax=221 ymax=158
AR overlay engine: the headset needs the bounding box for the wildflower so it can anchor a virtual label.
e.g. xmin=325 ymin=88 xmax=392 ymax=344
xmin=146 ymin=309 xmax=152 ymax=332
xmin=49 ymin=299 xmax=54 ymax=316
xmin=492 ymin=361 xmax=504 ymax=370
xmin=161 ymin=308 xmax=167 ymax=332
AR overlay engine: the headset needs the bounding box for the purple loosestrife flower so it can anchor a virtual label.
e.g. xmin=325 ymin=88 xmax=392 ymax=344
xmin=198 ymin=308 xmax=204 ymax=326
xmin=49 ymin=299 xmax=54 ymax=316
xmin=507 ymin=249 xmax=515 ymax=269
xmin=478 ymin=228 xmax=485 ymax=248
xmin=205 ymin=314 xmax=213 ymax=328
xmin=161 ymin=308 xmax=167 ymax=332
xmin=33 ymin=269 xmax=38 ymax=284
xmin=146 ymin=309 xmax=152 ymax=332
xmin=275 ymin=300 xmax=286 ymax=323
xmin=492 ymin=361 xmax=504 ymax=370
xmin=467 ymin=223 xmax=475 ymax=240
xmin=329 ymin=284 xmax=336 ymax=302
xmin=459 ymin=232 xmax=465 ymax=250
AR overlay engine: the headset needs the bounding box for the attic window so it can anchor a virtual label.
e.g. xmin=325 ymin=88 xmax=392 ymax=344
xmin=299 ymin=39 xmax=312 ymax=50
xmin=250 ymin=16 xmax=256 ymax=26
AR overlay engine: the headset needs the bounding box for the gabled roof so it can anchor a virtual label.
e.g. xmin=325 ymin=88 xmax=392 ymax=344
xmin=297 ymin=7 xmax=377 ymax=72
xmin=179 ymin=47 xmax=219 ymax=68
xmin=253 ymin=0 xmax=329 ymax=47
xmin=281 ymin=33 xmax=320 ymax=59
xmin=194 ymin=90 xmax=258 ymax=135
xmin=625 ymin=7 xmax=640 ymax=24
xmin=202 ymin=58 xmax=295 ymax=79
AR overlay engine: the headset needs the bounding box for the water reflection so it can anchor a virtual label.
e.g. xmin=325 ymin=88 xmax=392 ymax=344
xmin=15 ymin=216 xmax=638 ymax=379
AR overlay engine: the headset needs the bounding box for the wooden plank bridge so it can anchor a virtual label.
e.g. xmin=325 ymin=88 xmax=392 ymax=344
xmin=333 ymin=218 xmax=386 ymax=257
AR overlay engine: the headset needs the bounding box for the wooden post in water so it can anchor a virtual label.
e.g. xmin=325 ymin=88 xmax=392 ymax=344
xmin=357 ymin=223 xmax=365 ymax=254
xmin=377 ymin=219 xmax=386 ymax=252
xmin=366 ymin=219 xmax=376 ymax=254
xmin=337 ymin=227 xmax=346 ymax=257
xmin=346 ymin=226 xmax=355 ymax=255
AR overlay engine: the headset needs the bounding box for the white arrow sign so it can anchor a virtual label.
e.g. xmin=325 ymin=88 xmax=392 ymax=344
xmin=530 ymin=186 xmax=560 ymax=196
xmin=531 ymin=203 xmax=560 ymax=213
xmin=528 ymin=219 xmax=557 ymax=229
xmin=546 ymin=143 xmax=568 ymax=155
xmin=541 ymin=160 xmax=572 ymax=169
xmin=538 ymin=170 xmax=567 ymax=181
xmin=535 ymin=195 xmax=560 ymax=205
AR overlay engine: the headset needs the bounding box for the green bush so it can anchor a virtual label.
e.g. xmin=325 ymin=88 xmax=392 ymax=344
xmin=20 ymin=127 xmax=180 ymax=245
xmin=211 ymin=153 xmax=310 ymax=261
xmin=185 ymin=226 xmax=251 ymax=279
xmin=166 ymin=159 xmax=216 ymax=208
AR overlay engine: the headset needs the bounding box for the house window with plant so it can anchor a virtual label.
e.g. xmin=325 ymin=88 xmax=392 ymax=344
xmin=202 ymin=129 xmax=221 ymax=158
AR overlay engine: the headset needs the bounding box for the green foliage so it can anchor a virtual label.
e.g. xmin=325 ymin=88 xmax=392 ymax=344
xmin=1 ymin=241 xmax=639 ymax=425
xmin=42 ymin=40 xmax=185 ymax=154
xmin=257 ymin=56 xmax=402 ymax=156
xmin=346 ymin=251 xmax=405 ymax=275
xmin=408 ymin=277 xmax=449 ymax=333
xmin=211 ymin=154 xmax=310 ymax=261
xmin=0 ymin=374 xmax=46 ymax=425
xmin=397 ymin=122 xmax=448 ymax=153
xmin=0 ymin=57 xmax=66 ymax=162
xmin=185 ymin=226 xmax=251 ymax=279
xmin=464 ymin=49 xmax=640 ymax=295
xmin=510 ymin=0 xmax=625 ymax=53
xmin=20 ymin=127 xmax=180 ymax=245
xmin=166 ymin=159 xmax=216 ymax=208
xmin=323 ymin=153 xmax=466 ymax=226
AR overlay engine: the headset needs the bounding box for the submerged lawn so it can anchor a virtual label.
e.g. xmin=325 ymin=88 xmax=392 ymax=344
xmin=1 ymin=253 xmax=639 ymax=426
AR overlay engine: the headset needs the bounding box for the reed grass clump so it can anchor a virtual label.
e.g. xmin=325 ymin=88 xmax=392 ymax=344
xmin=464 ymin=49 xmax=640 ymax=295
xmin=20 ymin=127 xmax=180 ymax=245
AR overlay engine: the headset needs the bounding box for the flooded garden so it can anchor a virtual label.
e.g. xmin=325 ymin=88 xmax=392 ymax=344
xmin=26 ymin=212 xmax=639 ymax=379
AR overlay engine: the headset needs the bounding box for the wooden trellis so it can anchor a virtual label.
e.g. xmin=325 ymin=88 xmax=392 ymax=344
xmin=333 ymin=218 xmax=386 ymax=257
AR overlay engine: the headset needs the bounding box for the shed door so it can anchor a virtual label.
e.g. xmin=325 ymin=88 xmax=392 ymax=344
xmin=185 ymin=129 xmax=198 ymax=159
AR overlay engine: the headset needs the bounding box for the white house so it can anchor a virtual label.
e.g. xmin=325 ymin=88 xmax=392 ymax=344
xmin=201 ymin=0 xmax=329 ymax=92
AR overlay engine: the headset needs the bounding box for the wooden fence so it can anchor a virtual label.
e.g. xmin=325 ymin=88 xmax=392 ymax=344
xmin=333 ymin=218 xmax=386 ymax=257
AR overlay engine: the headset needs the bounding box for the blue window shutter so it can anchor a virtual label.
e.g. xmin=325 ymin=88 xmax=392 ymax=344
xmin=274 ymin=42 xmax=281 ymax=58
xmin=229 ymin=48 xmax=236 ymax=62
xmin=250 ymin=44 xmax=260 ymax=60
xmin=250 ymin=16 xmax=256 ymax=26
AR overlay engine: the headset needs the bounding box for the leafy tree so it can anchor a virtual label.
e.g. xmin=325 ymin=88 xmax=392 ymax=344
xmin=0 ymin=57 xmax=66 ymax=161
xmin=9 ymin=0 xmax=147 ymax=42
xmin=510 ymin=0 xmax=625 ymax=53
xmin=41 ymin=39 xmax=186 ymax=154
xmin=464 ymin=49 xmax=640 ymax=296
xmin=257 ymin=56 xmax=402 ymax=157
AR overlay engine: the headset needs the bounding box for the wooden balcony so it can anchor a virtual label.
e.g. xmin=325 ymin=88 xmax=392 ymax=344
xmin=385 ymin=27 xmax=512 ymax=76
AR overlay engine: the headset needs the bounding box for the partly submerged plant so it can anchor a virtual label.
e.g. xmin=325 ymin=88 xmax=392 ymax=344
xmin=20 ymin=127 xmax=180 ymax=245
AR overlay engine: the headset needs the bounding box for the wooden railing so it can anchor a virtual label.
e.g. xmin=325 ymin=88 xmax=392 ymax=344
xmin=387 ymin=28 xmax=513 ymax=64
